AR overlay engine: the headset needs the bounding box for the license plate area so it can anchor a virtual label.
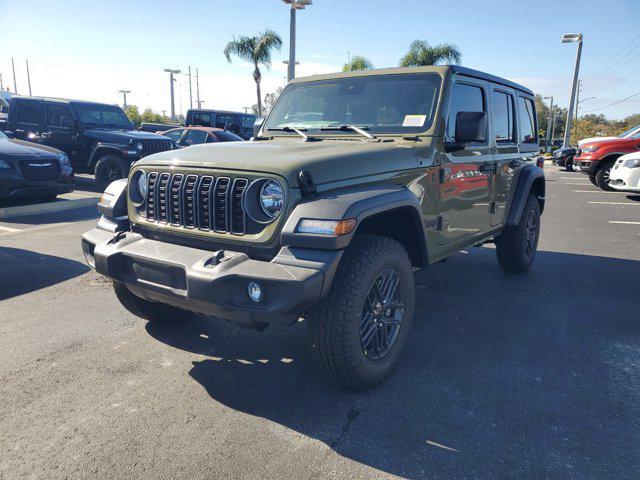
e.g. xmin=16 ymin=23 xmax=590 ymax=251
xmin=115 ymin=255 xmax=187 ymax=295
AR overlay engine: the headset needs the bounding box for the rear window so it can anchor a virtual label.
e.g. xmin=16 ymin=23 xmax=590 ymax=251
xmin=517 ymin=96 xmax=537 ymax=144
xmin=192 ymin=112 xmax=212 ymax=127
xmin=491 ymin=91 xmax=515 ymax=144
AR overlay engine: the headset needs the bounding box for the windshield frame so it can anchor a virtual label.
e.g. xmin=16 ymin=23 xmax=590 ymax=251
xmin=263 ymin=72 xmax=443 ymax=137
xmin=70 ymin=102 xmax=133 ymax=130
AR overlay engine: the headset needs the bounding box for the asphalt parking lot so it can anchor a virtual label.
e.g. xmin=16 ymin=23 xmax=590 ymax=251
xmin=1 ymin=165 xmax=639 ymax=480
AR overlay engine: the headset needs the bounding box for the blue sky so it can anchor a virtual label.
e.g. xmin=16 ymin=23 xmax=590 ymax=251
xmin=1 ymin=0 xmax=639 ymax=119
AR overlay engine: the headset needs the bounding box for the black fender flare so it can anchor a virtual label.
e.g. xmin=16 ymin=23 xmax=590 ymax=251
xmin=89 ymin=142 xmax=131 ymax=170
xmin=281 ymin=184 xmax=429 ymax=258
xmin=506 ymin=165 xmax=545 ymax=226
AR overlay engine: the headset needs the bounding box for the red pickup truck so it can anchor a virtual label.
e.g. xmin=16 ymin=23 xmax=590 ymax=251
xmin=574 ymin=131 xmax=640 ymax=190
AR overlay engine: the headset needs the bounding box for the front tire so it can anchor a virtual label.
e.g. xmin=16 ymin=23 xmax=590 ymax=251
xmin=307 ymin=235 xmax=415 ymax=390
xmin=595 ymin=161 xmax=615 ymax=191
xmin=495 ymin=193 xmax=540 ymax=273
xmin=564 ymin=156 xmax=576 ymax=171
xmin=589 ymin=175 xmax=598 ymax=186
xmin=113 ymin=281 xmax=192 ymax=322
xmin=95 ymin=155 xmax=129 ymax=191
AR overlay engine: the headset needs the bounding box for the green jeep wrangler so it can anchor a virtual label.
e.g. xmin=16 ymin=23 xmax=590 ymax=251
xmin=82 ymin=65 xmax=544 ymax=390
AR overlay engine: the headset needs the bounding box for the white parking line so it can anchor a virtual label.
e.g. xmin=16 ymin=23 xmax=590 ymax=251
xmin=589 ymin=201 xmax=640 ymax=206
xmin=566 ymin=182 xmax=591 ymax=185
xmin=573 ymin=190 xmax=611 ymax=193
xmin=560 ymin=177 xmax=588 ymax=180
xmin=0 ymin=225 xmax=22 ymax=232
xmin=609 ymin=221 xmax=640 ymax=225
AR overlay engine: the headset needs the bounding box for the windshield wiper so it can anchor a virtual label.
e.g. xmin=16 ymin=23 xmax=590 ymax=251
xmin=320 ymin=125 xmax=376 ymax=139
xmin=267 ymin=126 xmax=309 ymax=141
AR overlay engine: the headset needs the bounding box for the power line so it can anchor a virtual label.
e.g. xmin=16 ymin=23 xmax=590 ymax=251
xmin=582 ymin=45 xmax=640 ymax=89
xmin=582 ymin=90 xmax=640 ymax=113
xmin=582 ymin=34 xmax=640 ymax=79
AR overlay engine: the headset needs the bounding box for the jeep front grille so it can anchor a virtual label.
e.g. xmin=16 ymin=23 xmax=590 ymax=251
xmin=143 ymin=172 xmax=251 ymax=235
xmin=141 ymin=140 xmax=173 ymax=156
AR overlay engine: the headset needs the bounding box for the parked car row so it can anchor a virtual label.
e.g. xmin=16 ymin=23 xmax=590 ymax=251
xmin=552 ymin=124 xmax=640 ymax=192
xmin=0 ymin=97 xmax=252 ymax=200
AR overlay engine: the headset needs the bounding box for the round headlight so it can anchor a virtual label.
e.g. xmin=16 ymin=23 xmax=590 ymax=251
xmin=259 ymin=180 xmax=285 ymax=219
xmin=137 ymin=171 xmax=148 ymax=198
xmin=135 ymin=142 xmax=144 ymax=153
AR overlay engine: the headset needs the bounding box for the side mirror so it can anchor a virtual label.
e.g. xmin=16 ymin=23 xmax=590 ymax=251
xmin=252 ymin=117 xmax=264 ymax=138
xmin=454 ymin=111 xmax=487 ymax=144
xmin=0 ymin=105 xmax=7 ymax=114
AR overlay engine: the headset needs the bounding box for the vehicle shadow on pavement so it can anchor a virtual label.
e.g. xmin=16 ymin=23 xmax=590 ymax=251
xmin=0 ymin=247 xmax=90 ymax=300
xmin=0 ymin=205 xmax=99 ymax=226
xmin=146 ymin=248 xmax=640 ymax=479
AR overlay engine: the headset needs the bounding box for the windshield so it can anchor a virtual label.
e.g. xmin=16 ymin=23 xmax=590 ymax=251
xmin=264 ymin=73 xmax=441 ymax=135
xmin=620 ymin=124 xmax=640 ymax=138
xmin=72 ymin=103 xmax=132 ymax=129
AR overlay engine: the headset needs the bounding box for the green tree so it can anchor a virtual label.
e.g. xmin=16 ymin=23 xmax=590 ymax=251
xmin=224 ymin=29 xmax=283 ymax=116
xmin=534 ymin=94 xmax=567 ymax=141
xmin=124 ymin=105 xmax=142 ymax=127
xmin=342 ymin=55 xmax=374 ymax=72
xmin=399 ymin=40 xmax=461 ymax=67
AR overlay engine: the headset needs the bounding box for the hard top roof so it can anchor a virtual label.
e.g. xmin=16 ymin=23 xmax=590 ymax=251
xmin=289 ymin=65 xmax=534 ymax=96
xmin=12 ymin=96 xmax=121 ymax=107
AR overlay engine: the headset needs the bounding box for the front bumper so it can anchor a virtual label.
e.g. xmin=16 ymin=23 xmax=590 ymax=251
xmin=609 ymin=166 xmax=640 ymax=192
xmin=81 ymin=228 xmax=341 ymax=326
xmin=574 ymin=158 xmax=598 ymax=175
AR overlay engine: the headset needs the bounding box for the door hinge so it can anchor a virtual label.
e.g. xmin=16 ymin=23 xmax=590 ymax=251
xmin=490 ymin=201 xmax=497 ymax=214
xmin=439 ymin=168 xmax=451 ymax=183
xmin=437 ymin=214 xmax=450 ymax=231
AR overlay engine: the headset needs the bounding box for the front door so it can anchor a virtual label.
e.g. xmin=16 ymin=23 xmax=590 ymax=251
xmin=42 ymin=103 xmax=81 ymax=159
xmin=437 ymin=79 xmax=493 ymax=245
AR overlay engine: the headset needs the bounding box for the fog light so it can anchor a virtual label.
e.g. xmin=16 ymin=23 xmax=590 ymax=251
xmin=247 ymin=282 xmax=263 ymax=303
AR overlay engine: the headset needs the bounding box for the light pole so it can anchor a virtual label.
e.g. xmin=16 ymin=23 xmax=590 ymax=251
xmin=164 ymin=68 xmax=181 ymax=122
xmin=282 ymin=0 xmax=312 ymax=82
xmin=118 ymin=90 xmax=130 ymax=108
xmin=561 ymin=33 xmax=583 ymax=148
xmin=543 ymin=96 xmax=554 ymax=152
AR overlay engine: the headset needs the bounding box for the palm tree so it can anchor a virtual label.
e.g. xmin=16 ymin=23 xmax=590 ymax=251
xmin=342 ymin=55 xmax=374 ymax=72
xmin=224 ymin=29 xmax=283 ymax=116
xmin=399 ymin=40 xmax=462 ymax=67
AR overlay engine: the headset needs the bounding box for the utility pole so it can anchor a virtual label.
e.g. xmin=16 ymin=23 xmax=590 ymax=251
xmin=561 ymin=33 xmax=583 ymax=148
xmin=195 ymin=68 xmax=202 ymax=108
xmin=163 ymin=68 xmax=181 ymax=123
xmin=0 ymin=73 xmax=3 ymax=91
xmin=11 ymin=58 xmax=17 ymax=94
xmin=543 ymin=96 xmax=554 ymax=152
xmin=118 ymin=90 xmax=130 ymax=108
xmin=282 ymin=0 xmax=312 ymax=82
xmin=25 ymin=59 xmax=32 ymax=96
xmin=187 ymin=66 xmax=193 ymax=110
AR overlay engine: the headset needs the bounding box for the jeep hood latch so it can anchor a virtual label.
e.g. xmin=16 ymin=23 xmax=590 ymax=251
xmin=299 ymin=170 xmax=317 ymax=195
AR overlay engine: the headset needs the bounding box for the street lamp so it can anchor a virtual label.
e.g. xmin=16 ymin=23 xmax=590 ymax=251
xmin=282 ymin=0 xmax=312 ymax=82
xmin=118 ymin=90 xmax=130 ymax=108
xmin=561 ymin=32 xmax=583 ymax=148
xmin=164 ymin=68 xmax=181 ymax=122
xmin=543 ymin=96 xmax=554 ymax=152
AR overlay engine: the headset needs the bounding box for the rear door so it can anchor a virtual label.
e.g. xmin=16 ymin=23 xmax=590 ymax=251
xmin=437 ymin=79 xmax=493 ymax=245
xmin=11 ymin=99 xmax=45 ymax=140
xmin=489 ymin=87 xmax=519 ymax=226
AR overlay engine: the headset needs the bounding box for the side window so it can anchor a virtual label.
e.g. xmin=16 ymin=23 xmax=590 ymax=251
xmin=184 ymin=129 xmax=209 ymax=145
xmin=193 ymin=113 xmax=212 ymax=127
xmin=46 ymin=104 xmax=74 ymax=127
xmin=215 ymin=114 xmax=236 ymax=129
xmin=517 ymin=96 xmax=537 ymax=144
xmin=16 ymin=101 xmax=44 ymax=125
xmin=491 ymin=90 xmax=515 ymax=144
xmin=447 ymin=82 xmax=486 ymax=141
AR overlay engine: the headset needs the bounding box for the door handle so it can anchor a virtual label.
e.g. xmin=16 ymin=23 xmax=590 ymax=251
xmin=478 ymin=162 xmax=497 ymax=173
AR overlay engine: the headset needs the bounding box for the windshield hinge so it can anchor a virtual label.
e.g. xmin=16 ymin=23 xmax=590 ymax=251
xmin=298 ymin=170 xmax=317 ymax=195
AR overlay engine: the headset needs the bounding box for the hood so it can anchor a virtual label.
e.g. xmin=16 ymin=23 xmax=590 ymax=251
xmin=134 ymin=138 xmax=426 ymax=187
xmin=0 ymin=138 xmax=62 ymax=159
xmin=84 ymin=129 xmax=170 ymax=144
xmin=580 ymin=136 xmax=637 ymax=149
xmin=578 ymin=136 xmax=616 ymax=146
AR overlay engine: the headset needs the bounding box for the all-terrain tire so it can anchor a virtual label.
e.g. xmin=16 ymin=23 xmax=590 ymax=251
xmin=306 ymin=235 xmax=415 ymax=390
xmin=495 ymin=193 xmax=540 ymax=273
xmin=95 ymin=155 xmax=129 ymax=191
xmin=595 ymin=160 xmax=615 ymax=191
xmin=113 ymin=281 xmax=192 ymax=322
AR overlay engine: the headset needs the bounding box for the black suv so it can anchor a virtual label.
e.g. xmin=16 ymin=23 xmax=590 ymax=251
xmin=6 ymin=97 xmax=175 ymax=190
xmin=184 ymin=109 xmax=257 ymax=140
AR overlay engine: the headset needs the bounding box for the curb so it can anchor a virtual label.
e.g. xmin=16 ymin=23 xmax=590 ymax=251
xmin=0 ymin=196 xmax=99 ymax=220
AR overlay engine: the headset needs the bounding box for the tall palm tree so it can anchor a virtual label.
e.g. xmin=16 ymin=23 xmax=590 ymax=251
xmin=399 ymin=40 xmax=462 ymax=67
xmin=342 ymin=55 xmax=374 ymax=72
xmin=224 ymin=29 xmax=283 ymax=116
